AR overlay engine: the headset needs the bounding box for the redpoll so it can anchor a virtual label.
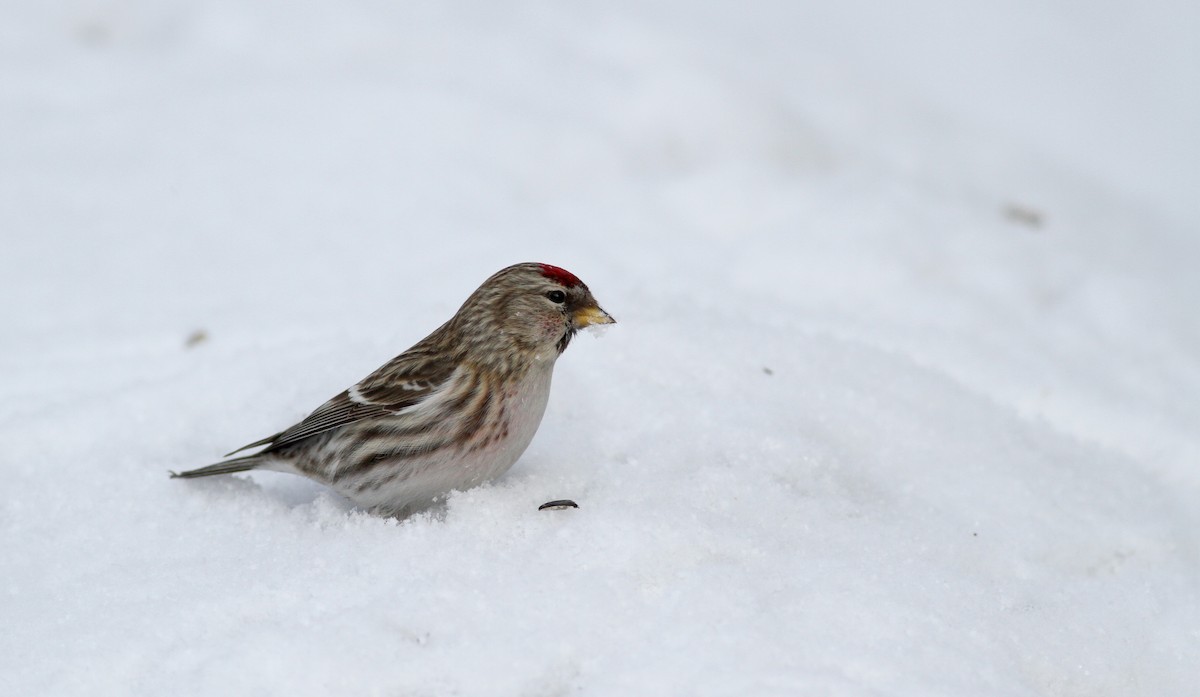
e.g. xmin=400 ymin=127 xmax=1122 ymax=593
xmin=173 ymin=263 xmax=614 ymax=517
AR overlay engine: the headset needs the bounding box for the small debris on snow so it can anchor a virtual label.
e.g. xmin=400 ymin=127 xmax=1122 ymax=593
xmin=538 ymin=499 xmax=579 ymax=511
xmin=184 ymin=329 xmax=209 ymax=348
xmin=1002 ymin=203 xmax=1044 ymax=229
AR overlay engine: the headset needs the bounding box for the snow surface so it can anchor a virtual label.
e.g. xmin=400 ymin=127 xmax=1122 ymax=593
xmin=2 ymin=1 xmax=1198 ymax=695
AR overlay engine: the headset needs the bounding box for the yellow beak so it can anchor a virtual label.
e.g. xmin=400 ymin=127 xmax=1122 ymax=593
xmin=573 ymin=305 xmax=616 ymax=328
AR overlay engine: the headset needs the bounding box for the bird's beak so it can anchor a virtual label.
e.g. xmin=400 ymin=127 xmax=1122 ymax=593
xmin=573 ymin=304 xmax=615 ymax=328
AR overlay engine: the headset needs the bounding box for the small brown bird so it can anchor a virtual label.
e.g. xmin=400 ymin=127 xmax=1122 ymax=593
xmin=173 ymin=263 xmax=614 ymax=517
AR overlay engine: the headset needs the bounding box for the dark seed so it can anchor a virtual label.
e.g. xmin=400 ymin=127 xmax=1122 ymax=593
xmin=538 ymin=499 xmax=579 ymax=511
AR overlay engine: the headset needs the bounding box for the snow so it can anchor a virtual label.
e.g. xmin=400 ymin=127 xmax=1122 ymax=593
xmin=2 ymin=1 xmax=1198 ymax=695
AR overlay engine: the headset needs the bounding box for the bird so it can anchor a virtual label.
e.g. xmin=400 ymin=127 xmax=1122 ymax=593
xmin=172 ymin=262 xmax=614 ymax=517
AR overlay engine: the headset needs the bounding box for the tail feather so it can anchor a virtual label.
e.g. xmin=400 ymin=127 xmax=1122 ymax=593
xmin=224 ymin=433 xmax=280 ymax=457
xmin=170 ymin=455 xmax=264 ymax=479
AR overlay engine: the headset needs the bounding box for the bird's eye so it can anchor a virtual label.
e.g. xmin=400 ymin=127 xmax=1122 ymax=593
xmin=546 ymin=290 xmax=567 ymax=304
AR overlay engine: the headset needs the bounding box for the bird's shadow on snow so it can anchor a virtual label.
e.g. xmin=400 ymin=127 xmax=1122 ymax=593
xmin=244 ymin=470 xmax=330 ymax=506
xmin=177 ymin=469 xmax=553 ymax=524
xmin=242 ymin=470 xmax=453 ymax=522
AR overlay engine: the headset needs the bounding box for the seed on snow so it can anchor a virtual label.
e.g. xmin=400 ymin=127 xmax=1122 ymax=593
xmin=538 ymin=499 xmax=579 ymax=511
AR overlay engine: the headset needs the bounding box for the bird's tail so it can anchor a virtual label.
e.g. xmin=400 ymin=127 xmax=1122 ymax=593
xmin=170 ymin=455 xmax=264 ymax=479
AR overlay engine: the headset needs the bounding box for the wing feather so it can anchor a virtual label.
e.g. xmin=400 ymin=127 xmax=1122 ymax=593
xmin=226 ymin=344 xmax=460 ymax=456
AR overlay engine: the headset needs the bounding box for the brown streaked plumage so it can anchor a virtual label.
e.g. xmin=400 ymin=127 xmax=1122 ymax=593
xmin=172 ymin=263 xmax=614 ymax=517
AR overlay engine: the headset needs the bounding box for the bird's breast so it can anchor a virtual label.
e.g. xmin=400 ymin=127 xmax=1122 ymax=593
xmin=474 ymin=359 xmax=555 ymax=478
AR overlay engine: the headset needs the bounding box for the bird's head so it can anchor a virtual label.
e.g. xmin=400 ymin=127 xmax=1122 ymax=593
xmin=452 ymin=262 xmax=614 ymax=370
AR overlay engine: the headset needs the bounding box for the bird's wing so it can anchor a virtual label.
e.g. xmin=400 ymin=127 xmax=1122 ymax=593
xmin=225 ymin=347 xmax=460 ymax=456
